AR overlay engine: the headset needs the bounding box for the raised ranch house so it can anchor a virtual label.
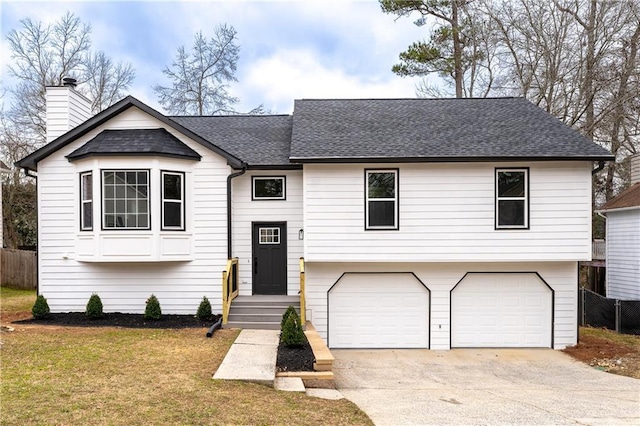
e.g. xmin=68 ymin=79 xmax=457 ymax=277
xmin=17 ymin=81 xmax=613 ymax=350
xmin=598 ymin=154 xmax=640 ymax=300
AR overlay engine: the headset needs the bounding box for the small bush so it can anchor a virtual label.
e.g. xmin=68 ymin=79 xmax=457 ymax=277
xmin=280 ymin=309 xmax=305 ymax=347
xmin=144 ymin=294 xmax=162 ymax=320
xmin=196 ymin=296 xmax=213 ymax=320
xmin=85 ymin=293 xmax=104 ymax=319
xmin=280 ymin=305 xmax=298 ymax=329
xmin=32 ymin=295 xmax=50 ymax=319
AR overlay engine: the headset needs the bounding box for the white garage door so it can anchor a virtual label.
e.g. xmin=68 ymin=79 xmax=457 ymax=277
xmin=451 ymin=273 xmax=553 ymax=348
xmin=328 ymin=273 xmax=429 ymax=348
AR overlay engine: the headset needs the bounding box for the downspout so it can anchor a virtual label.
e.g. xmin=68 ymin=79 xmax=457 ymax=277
xmin=227 ymin=165 xmax=247 ymax=259
xmin=592 ymin=161 xmax=605 ymax=175
xmin=22 ymin=167 xmax=38 ymax=295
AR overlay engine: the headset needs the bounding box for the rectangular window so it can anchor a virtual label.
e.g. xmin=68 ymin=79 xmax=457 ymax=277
xmin=80 ymin=172 xmax=93 ymax=231
xmin=496 ymin=168 xmax=529 ymax=229
xmin=102 ymin=170 xmax=150 ymax=229
xmin=259 ymin=227 xmax=280 ymax=244
xmin=365 ymin=169 xmax=398 ymax=230
xmin=252 ymin=176 xmax=285 ymax=200
xmin=162 ymin=171 xmax=184 ymax=230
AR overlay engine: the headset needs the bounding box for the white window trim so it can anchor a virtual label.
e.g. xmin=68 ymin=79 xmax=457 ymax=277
xmin=252 ymin=176 xmax=286 ymax=200
xmin=101 ymin=169 xmax=151 ymax=230
xmin=495 ymin=168 xmax=529 ymax=230
xmin=365 ymin=169 xmax=399 ymax=230
xmin=161 ymin=170 xmax=185 ymax=231
xmin=80 ymin=171 xmax=93 ymax=231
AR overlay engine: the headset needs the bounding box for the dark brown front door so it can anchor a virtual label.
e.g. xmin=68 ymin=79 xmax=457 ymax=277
xmin=252 ymin=222 xmax=287 ymax=295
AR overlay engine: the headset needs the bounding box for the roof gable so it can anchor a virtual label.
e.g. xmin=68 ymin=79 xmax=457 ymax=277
xmin=66 ymin=128 xmax=201 ymax=161
xmin=290 ymin=98 xmax=614 ymax=162
xmin=16 ymin=96 xmax=243 ymax=171
xmin=600 ymin=183 xmax=640 ymax=211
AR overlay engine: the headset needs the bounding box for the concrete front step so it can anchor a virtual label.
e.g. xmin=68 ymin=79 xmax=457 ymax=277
xmin=225 ymin=321 xmax=281 ymax=330
xmin=231 ymin=306 xmax=300 ymax=315
xmin=228 ymin=313 xmax=285 ymax=323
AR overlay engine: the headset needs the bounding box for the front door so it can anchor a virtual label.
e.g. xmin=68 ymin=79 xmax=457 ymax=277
xmin=252 ymin=222 xmax=287 ymax=295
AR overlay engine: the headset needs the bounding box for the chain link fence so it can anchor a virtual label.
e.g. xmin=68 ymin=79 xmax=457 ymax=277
xmin=579 ymin=288 xmax=640 ymax=335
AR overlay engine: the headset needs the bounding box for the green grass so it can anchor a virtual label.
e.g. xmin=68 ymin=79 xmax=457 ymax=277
xmin=0 ymin=287 xmax=36 ymax=314
xmin=580 ymin=326 xmax=640 ymax=350
xmin=0 ymin=290 xmax=372 ymax=425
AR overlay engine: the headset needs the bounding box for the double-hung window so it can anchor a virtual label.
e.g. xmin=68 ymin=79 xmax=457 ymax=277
xmin=365 ymin=169 xmax=398 ymax=230
xmin=495 ymin=168 xmax=529 ymax=229
xmin=102 ymin=170 xmax=150 ymax=229
xmin=161 ymin=171 xmax=184 ymax=230
xmin=80 ymin=172 xmax=93 ymax=231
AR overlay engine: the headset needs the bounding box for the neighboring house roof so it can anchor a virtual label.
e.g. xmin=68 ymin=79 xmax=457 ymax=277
xmin=16 ymin=96 xmax=244 ymax=171
xmin=171 ymin=115 xmax=294 ymax=168
xmin=289 ymin=98 xmax=614 ymax=163
xmin=599 ymin=183 xmax=640 ymax=211
xmin=66 ymin=128 xmax=201 ymax=161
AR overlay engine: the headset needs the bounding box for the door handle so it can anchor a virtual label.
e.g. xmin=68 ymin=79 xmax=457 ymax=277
xmin=254 ymin=257 xmax=258 ymax=272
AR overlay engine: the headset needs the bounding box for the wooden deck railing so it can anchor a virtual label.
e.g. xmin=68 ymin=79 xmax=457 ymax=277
xmin=222 ymin=257 xmax=239 ymax=325
xmin=299 ymin=257 xmax=306 ymax=324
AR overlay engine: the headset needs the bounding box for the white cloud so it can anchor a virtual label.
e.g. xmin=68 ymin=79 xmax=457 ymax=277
xmin=237 ymin=48 xmax=418 ymax=113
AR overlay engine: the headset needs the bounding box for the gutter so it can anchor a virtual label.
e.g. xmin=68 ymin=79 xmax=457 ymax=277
xmin=592 ymin=161 xmax=605 ymax=175
xmin=226 ymin=165 xmax=247 ymax=259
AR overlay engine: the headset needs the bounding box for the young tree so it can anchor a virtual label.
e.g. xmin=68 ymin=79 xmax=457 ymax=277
xmin=154 ymin=26 xmax=241 ymax=115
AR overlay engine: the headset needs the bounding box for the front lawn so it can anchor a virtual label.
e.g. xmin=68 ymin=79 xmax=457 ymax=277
xmin=0 ymin=288 xmax=372 ymax=425
xmin=0 ymin=287 xmax=36 ymax=322
xmin=563 ymin=327 xmax=640 ymax=379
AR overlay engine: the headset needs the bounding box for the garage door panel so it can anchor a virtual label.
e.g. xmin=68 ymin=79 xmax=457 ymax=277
xmin=451 ymin=273 xmax=552 ymax=348
xmin=329 ymin=273 xmax=429 ymax=349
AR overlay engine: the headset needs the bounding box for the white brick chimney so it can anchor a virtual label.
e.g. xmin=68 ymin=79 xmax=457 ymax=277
xmin=46 ymin=78 xmax=92 ymax=142
xmin=630 ymin=154 xmax=640 ymax=186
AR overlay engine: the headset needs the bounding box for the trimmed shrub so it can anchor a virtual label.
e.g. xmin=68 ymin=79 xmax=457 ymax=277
xmin=144 ymin=294 xmax=162 ymax=320
xmin=32 ymin=295 xmax=50 ymax=319
xmin=280 ymin=309 xmax=305 ymax=347
xmin=85 ymin=293 xmax=104 ymax=319
xmin=196 ymin=296 xmax=213 ymax=321
xmin=280 ymin=305 xmax=298 ymax=329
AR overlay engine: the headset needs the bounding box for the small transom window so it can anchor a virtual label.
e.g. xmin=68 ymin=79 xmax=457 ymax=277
xmin=496 ymin=168 xmax=529 ymax=229
xmin=252 ymin=176 xmax=285 ymax=200
xmin=259 ymin=227 xmax=280 ymax=244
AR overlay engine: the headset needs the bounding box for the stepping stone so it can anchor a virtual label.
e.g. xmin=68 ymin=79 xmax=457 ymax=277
xmin=275 ymin=377 xmax=305 ymax=392
xmin=306 ymin=388 xmax=344 ymax=400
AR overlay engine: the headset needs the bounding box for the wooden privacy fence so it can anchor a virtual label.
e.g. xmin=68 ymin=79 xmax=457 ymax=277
xmin=1 ymin=248 xmax=37 ymax=290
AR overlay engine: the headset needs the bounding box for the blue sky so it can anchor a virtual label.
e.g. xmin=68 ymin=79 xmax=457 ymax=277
xmin=1 ymin=0 xmax=429 ymax=114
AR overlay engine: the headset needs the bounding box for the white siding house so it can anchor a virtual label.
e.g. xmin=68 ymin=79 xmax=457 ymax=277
xmin=18 ymin=90 xmax=613 ymax=350
xmin=600 ymin=154 xmax=640 ymax=300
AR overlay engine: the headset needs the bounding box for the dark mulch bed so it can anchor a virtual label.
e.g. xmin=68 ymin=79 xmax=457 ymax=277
xmin=276 ymin=338 xmax=315 ymax=372
xmin=15 ymin=312 xmax=221 ymax=329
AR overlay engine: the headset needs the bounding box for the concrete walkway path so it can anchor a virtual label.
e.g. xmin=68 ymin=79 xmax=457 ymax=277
xmin=213 ymin=329 xmax=345 ymax=400
xmin=334 ymin=348 xmax=640 ymax=426
xmin=213 ymin=329 xmax=280 ymax=385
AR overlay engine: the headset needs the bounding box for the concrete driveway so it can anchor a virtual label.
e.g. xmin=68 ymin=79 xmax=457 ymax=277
xmin=333 ymin=349 xmax=640 ymax=425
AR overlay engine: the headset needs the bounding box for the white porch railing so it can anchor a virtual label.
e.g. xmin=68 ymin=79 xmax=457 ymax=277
xmin=592 ymin=240 xmax=606 ymax=260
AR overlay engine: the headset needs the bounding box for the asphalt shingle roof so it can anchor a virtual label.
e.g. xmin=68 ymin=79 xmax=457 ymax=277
xmin=66 ymin=128 xmax=201 ymax=161
xmin=290 ymin=98 xmax=613 ymax=162
xmin=170 ymin=115 xmax=293 ymax=167
xmin=600 ymin=183 xmax=640 ymax=210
